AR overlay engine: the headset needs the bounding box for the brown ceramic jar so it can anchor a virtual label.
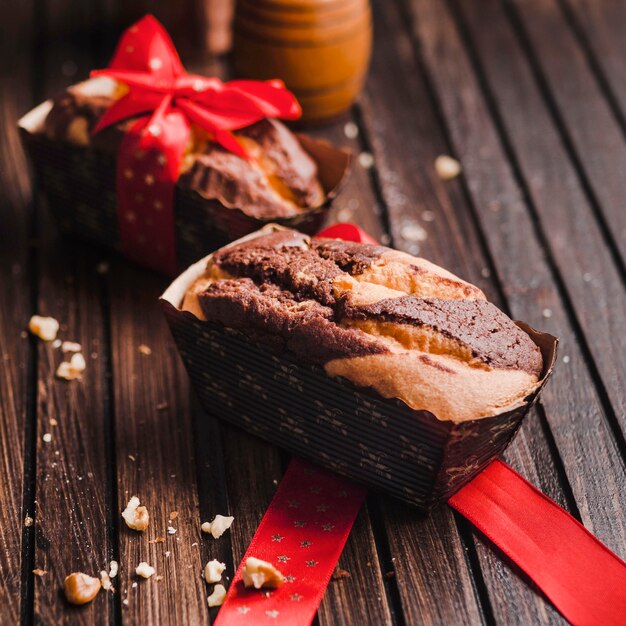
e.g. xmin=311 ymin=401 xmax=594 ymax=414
xmin=233 ymin=0 xmax=372 ymax=123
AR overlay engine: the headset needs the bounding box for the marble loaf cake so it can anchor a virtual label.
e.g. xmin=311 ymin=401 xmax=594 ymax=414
xmin=183 ymin=228 xmax=544 ymax=423
xmin=43 ymin=85 xmax=326 ymax=218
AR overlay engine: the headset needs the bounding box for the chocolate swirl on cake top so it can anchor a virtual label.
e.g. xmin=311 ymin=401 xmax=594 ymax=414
xmin=183 ymin=228 xmax=543 ymax=422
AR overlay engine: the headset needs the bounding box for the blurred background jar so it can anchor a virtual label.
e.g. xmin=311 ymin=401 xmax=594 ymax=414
xmin=233 ymin=0 xmax=372 ymax=124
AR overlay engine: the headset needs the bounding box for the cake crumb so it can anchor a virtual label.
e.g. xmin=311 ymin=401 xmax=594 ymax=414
xmin=435 ymin=155 xmax=462 ymax=180
xmin=242 ymin=557 xmax=284 ymax=589
xmin=138 ymin=344 xmax=152 ymax=356
xmin=122 ymin=496 xmax=150 ymax=531
xmin=28 ymin=316 xmax=59 ymax=342
xmin=344 ymin=122 xmax=359 ymax=139
xmin=136 ymin=562 xmax=155 ymax=579
xmin=207 ymin=584 xmax=227 ymax=607
xmin=201 ymin=515 xmax=234 ymax=539
xmin=204 ymin=560 xmax=226 ymax=584
xmin=358 ymin=152 xmax=375 ymax=169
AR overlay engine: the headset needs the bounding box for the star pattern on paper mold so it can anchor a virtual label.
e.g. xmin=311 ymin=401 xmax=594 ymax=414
xmin=287 ymin=499 xmax=300 ymax=509
xmin=300 ymin=540 xmax=312 ymax=548
xmin=277 ymin=555 xmax=291 ymax=563
xmin=266 ymin=610 xmax=279 ymax=618
xmin=271 ymin=534 xmax=284 ymax=542
xmin=293 ymin=520 xmax=306 ymax=528
xmin=237 ymin=606 xmax=251 ymax=614
xmin=316 ymin=504 xmax=328 ymax=512
xmin=290 ymin=593 xmax=303 ymax=602
xmin=306 ymin=560 xmax=318 ymax=567
xmin=322 ymin=523 xmax=335 ymax=532
xmin=284 ymin=574 xmax=296 ymax=582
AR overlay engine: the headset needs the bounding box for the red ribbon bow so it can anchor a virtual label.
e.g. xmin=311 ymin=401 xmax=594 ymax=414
xmin=90 ymin=15 xmax=301 ymax=274
xmin=92 ymin=14 xmax=301 ymax=160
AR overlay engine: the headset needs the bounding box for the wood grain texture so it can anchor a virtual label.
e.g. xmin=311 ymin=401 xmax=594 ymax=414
xmin=108 ymin=264 xmax=209 ymax=624
xmin=408 ymin=0 xmax=626 ymax=620
xmin=508 ymin=0 xmax=626 ymax=302
xmin=0 ymin=0 xmax=35 ymax=622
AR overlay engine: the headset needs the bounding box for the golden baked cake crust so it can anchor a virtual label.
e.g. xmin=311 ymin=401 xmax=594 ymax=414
xmin=183 ymin=229 xmax=543 ymax=422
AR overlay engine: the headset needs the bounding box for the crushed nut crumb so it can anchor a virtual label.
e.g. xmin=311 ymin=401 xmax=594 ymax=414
xmin=42 ymin=433 xmax=52 ymax=443
xmin=28 ymin=316 xmax=59 ymax=342
xmin=24 ymin=515 xmax=34 ymax=527
xmin=138 ymin=344 xmax=152 ymax=355
xmin=109 ymin=561 xmax=118 ymax=578
xmin=32 ymin=568 xmax=46 ymax=577
xmin=52 ymin=339 xmax=62 ymax=349
xmin=100 ymin=571 xmax=113 ymax=592
xmin=201 ymin=515 xmax=234 ymax=539
xmin=56 ymin=353 xmax=87 ymax=381
xmin=332 ymin=567 xmax=351 ymax=580
xmin=149 ymin=537 xmax=165 ymax=544
xmin=165 ymin=551 xmax=171 ymax=558
xmin=434 ymin=155 xmax=462 ymax=180
xmin=204 ymin=560 xmax=226 ymax=584
xmin=122 ymin=496 xmax=150 ymax=531
xmin=167 ymin=526 xmax=177 ymax=535
xmin=64 ymin=572 xmax=101 ymax=605
xmin=358 ymin=152 xmax=375 ymax=169
xmin=242 ymin=557 xmax=284 ymax=589
xmin=61 ymin=341 xmax=82 ymax=353
xmin=50 ymin=418 xmax=58 ymax=427
xmin=207 ymin=584 xmax=227 ymax=607
xmin=136 ymin=562 xmax=155 ymax=579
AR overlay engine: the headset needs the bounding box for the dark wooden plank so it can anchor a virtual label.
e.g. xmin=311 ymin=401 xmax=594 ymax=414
xmin=32 ymin=223 xmax=112 ymax=625
xmin=406 ymin=0 xmax=626 ymax=621
xmin=0 ymin=0 xmax=35 ymax=621
xmin=561 ymin=0 xmax=626 ymax=133
xmin=108 ymin=265 xmax=209 ymax=624
xmin=507 ymin=0 xmax=626 ymax=297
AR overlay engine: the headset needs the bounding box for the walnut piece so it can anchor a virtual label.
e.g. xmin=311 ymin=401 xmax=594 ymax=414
xmin=28 ymin=315 xmax=59 ymax=342
xmin=201 ymin=514 xmax=234 ymax=539
xmin=122 ymin=496 xmax=150 ymax=531
xmin=64 ymin=572 xmax=101 ymax=605
xmin=204 ymin=559 xmax=226 ymax=584
xmin=207 ymin=583 xmax=227 ymax=607
xmin=135 ymin=562 xmax=155 ymax=579
xmin=241 ymin=557 xmax=284 ymax=590
xmin=434 ymin=154 xmax=462 ymax=180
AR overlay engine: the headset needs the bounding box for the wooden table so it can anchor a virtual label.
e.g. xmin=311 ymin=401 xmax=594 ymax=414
xmin=3 ymin=0 xmax=626 ymax=623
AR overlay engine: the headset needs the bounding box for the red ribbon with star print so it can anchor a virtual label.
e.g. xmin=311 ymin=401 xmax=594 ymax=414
xmin=214 ymin=223 xmax=626 ymax=626
xmin=214 ymin=458 xmax=365 ymax=625
xmin=91 ymin=15 xmax=301 ymax=274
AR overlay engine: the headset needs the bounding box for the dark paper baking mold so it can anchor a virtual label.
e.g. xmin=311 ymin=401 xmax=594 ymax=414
xmin=161 ymin=228 xmax=558 ymax=511
xmin=17 ymin=80 xmax=351 ymax=273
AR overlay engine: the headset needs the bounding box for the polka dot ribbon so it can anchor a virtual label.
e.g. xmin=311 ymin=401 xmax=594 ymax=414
xmin=214 ymin=223 xmax=626 ymax=626
xmin=91 ymin=15 xmax=301 ymax=274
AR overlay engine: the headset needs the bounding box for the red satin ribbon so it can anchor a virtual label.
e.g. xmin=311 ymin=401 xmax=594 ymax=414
xmin=215 ymin=223 xmax=626 ymax=626
xmin=449 ymin=460 xmax=626 ymax=626
xmin=214 ymin=459 xmax=365 ymax=625
xmin=91 ymin=15 xmax=301 ymax=273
